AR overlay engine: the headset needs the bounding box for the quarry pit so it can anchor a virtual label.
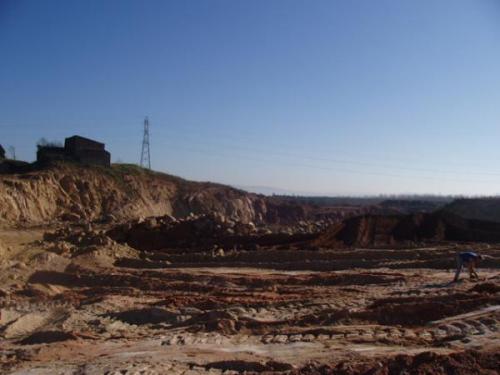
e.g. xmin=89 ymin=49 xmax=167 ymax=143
xmin=0 ymin=165 xmax=499 ymax=374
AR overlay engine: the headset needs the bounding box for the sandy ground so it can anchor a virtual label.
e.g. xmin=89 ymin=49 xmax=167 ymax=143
xmin=0 ymin=226 xmax=499 ymax=374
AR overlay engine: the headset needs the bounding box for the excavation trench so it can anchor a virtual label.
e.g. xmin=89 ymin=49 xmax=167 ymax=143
xmin=356 ymin=293 xmax=500 ymax=326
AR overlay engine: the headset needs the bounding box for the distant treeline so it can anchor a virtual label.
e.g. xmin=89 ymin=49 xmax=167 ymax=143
xmin=270 ymin=194 xmax=462 ymax=207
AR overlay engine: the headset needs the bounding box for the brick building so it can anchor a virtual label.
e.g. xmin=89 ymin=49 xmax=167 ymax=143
xmin=37 ymin=136 xmax=111 ymax=167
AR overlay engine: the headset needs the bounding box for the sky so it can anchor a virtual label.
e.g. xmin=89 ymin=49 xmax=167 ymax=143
xmin=1 ymin=0 xmax=500 ymax=196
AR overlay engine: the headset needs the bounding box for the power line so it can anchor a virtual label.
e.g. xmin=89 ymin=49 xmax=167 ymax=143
xmin=140 ymin=117 xmax=151 ymax=169
xmin=151 ymin=123 xmax=500 ymax=170
xmin=157 ymin=133 xmax=500 ymax=179
xmin=159 ymin=139 xmax=500 ymax=185
xmin=3 ymin=120 xmax=500 ymax=172
xmin=150 ymin=126 xmax=500 ymax=176
xmin=4 ymin=120 xmax=500 ymax=180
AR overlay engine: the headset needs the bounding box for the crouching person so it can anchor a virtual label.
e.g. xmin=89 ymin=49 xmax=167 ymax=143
xmin=454 ymin=251 xmax=482 ymax=282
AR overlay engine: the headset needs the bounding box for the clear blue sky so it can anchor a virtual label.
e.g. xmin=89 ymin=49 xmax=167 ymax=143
xmin=1 ymin=0 xmax=500 ymax=195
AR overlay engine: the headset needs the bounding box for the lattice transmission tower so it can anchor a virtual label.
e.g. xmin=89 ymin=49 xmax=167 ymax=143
xmin=140 ymin=116 xmax=151 ymax=169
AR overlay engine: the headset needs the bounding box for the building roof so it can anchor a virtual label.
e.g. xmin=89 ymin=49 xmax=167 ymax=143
xmin=65 ymin=135 xmax=105 ymax=147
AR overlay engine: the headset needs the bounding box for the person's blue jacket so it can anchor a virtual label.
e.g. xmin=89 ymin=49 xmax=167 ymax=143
xmin=459 ymin=252 xmax=479 ymax=263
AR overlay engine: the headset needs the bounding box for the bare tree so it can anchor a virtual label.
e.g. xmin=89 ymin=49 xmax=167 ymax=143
xmin=37 ymin=138 xmax=49 ymax=147
xmin=8 ymin=146 xmax=16 ymax=160
xmin=37 ymin=138 xmax=62 ymax=147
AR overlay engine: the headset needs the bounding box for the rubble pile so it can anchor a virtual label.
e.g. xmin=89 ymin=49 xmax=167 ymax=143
xmin=43 ymin=225 xmax=114 ymax=254
xmin=107 ymin=213 xmax=334 ymax=251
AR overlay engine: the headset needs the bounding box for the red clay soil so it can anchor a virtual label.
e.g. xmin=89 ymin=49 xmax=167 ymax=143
xmin=205 ymin=359 xmax=294 ymax=372
xmin=295 ymin=350 xmax=500 ymax=375
xmin=358 ymin=292 xmax=500 ymax=326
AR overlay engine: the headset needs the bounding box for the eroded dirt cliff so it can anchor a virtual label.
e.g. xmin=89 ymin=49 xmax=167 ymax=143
xmin=0 ymin=163 xmax=273 ymax=226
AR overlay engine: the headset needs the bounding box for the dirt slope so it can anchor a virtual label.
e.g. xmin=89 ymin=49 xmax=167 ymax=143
xmin=0 ymin=163 xmax=328 ymax=227
xmin=314 ymin=211 xmax=500 ymax=248
xmin=0 ymin=163 xmax=270 ymax=226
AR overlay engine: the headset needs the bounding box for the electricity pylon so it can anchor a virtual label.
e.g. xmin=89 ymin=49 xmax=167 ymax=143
xmin=140 ymin=116 xmax=151 ymax=169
